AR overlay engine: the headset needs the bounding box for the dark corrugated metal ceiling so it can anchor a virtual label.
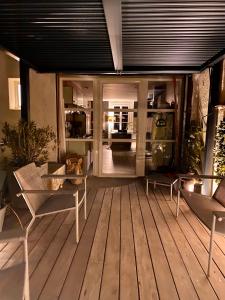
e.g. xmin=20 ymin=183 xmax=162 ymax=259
xmin=1 ymin=0 xmax=225 ymax=73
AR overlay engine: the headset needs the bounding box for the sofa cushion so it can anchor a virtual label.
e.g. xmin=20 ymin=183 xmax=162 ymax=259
xmin=213 ymin=178 xmax=225 ymax=208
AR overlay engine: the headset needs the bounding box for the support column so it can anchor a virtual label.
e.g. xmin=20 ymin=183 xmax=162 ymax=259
xmin=20 ymin=60 xmax=30 ymax=121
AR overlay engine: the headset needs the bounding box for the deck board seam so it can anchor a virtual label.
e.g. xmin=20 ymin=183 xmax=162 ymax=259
xmin=136 ymin=182 xmax=180 ymax=300
xmin=152 ymin=186 xmax=217 ymax=300
xmin=135 ymin=182 xmax=160 ymax=300
xmin=58 ymin=188 xmax=99 ymax=299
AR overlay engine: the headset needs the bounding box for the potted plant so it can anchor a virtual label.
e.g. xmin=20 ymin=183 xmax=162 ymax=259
xmin=2 ymin=120 xmax=56 ymax=167
xmin=1 ymin=120 xmax=56 ymax=208
xmin=183 ymin=123 xmax=204 ymax=191
xmin=214 ymin=119 xmax=225 ymax=178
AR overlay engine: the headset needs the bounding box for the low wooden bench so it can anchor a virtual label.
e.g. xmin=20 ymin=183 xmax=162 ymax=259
xmin=177 ymin=174 xmax=225 ymax=277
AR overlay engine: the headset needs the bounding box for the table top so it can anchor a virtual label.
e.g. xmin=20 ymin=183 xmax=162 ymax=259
xmin=146 ymin=173 xmax=178 ymax=184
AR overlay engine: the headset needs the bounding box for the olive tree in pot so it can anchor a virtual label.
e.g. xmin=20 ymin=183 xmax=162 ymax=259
xmin=183 ymin=123 xmax=204 ymax=192
xmin=1 ymin=120 xmax=56 ymax=208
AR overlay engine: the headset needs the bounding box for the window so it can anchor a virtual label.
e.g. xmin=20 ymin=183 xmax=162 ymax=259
xmin=113 ymin=106 xmax=128 ymax=131
xmin=8 ymin=78 xmax=21 ymax=110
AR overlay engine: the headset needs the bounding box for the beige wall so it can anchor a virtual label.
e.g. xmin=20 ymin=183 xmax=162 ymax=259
xmin=0 ymin=50 xmax=20 ymax=139
xmin=29 ymin=69 xmax=58 ymax=161
xmin=0 ymin=51 xmax=20 ymax=166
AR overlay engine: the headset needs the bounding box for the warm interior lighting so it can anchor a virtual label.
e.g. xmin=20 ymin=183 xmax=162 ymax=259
xmin=214 ymin=105 xmax=225 ymax=110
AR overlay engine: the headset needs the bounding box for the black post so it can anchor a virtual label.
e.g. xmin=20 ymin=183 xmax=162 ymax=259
xmin=19 ymin=60 xmax=30 ymax=121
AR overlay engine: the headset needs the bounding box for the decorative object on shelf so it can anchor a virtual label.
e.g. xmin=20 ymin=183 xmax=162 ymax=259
xmin=156 ymin=113 xmax=167 ymax=127
xmin=65 ymin=153 xmax=83 ymax=185
xmin=2 ymin=120 xmax=56 ymax=167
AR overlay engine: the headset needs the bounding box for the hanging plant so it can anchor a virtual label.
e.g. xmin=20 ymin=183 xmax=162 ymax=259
xmin=2 ymin=120 xmax=56 ymax=167
xmin=214 ymin=119 xmax=225 ymax=177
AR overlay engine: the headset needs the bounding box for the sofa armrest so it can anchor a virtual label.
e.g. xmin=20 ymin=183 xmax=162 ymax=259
xmin=177 ymin=174 xmax=224 ymax=180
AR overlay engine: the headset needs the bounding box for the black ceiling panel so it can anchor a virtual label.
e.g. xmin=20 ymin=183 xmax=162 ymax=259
xmin=0 ymin=0 xmax=113 ymax=71
xmin=122 ymin=0 xmax=225 ymax=71
xmin=1 ymin=1 xmax=225 ymax=73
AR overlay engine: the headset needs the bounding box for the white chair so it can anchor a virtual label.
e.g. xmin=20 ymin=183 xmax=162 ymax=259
xmin=0 ymin=229 xmax=29 ymax=300
xmin=14 ymin=163 xmax=87 ymax=243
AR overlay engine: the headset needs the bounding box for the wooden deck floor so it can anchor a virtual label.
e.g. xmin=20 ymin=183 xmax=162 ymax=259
xmin=1 ymin=180 xmax=225 ymax=299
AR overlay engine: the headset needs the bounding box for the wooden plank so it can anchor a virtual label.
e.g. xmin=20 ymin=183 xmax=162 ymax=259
xmin=174 ymin=192 xmax=225 ymax=275
xmin=59 ymin=188 xmax=105 ymax=300
xmin=0 ymin=217 xmax=44 ymax=268
xmin=29 ymin=213 xmax=68 ymax=275
xmin=129 ymin=183 xmax=159 ymax=300
xmin=161 ymin=187 xmax=225 ymax=299
xmin=120 ymin=185 xmax=139 ymax=300
xmin=152 ymin=187 xmax=217 ymax=300
xmin=39 ymin=189 xmax=97 ymax=300
xmin=79 ymin=188 xmax=113 ymax=300
xmin=99 ymin=187 xmax=121 ymax=300
xmin=30 ymin=211 xmax=75 ymax=300
xmin=136 ymin=183 xmax=179 ymax=300
xmin=140 ymin=182 xmax=198 ymax=300
xmin=2 ymin=215 xmax=55 ymax=268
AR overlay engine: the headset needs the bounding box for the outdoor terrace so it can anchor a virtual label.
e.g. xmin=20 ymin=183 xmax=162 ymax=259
xmin=1 ymin=178 xmax=225 ymax=300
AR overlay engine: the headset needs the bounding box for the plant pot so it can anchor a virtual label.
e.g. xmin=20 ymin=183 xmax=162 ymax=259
xmin=0 ymin=206 xmax=6 ymax=232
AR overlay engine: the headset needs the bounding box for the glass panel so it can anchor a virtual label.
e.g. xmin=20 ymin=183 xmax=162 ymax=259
xmin=147 ymin=81 xmax=176 ymax=109
xmin=102 ymin=142 xmax=136 ymax=175
xmin=103 ymin=111 xmax=137 ymax=138
xmin=146 ymin=112 xmax=174 ymax=140
xmin=63 ymin=80 xmax=93 ymax=138
xmin=63 ymin=80 xmax=93 ymax=109
xmin=145 ymin=142 xmax=175 ymax=174
xmin=102 ymin=83 xmax=138 ymax=109
xmin=65 ymin=110 xmax=93 ymax=138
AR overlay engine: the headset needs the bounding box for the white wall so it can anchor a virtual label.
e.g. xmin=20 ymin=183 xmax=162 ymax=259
xmin=29 ymin=69 xmax=58 ymax=161
xmin=0 ymin=51 xmax=20 ymax=166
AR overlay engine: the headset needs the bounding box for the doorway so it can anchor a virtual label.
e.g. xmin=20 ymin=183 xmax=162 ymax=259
xmin=100 ymin=83 xmax=138 ymax=176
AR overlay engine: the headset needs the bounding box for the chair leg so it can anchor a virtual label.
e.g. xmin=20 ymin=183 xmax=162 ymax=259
xmin=176 ymin=189 xmax=180 ymax=218
xmin=24 ymin=237 xmax=30 ymax=300
xmin=146 ymin=179 xmax=148 ymax=195
xmin=170 ymin=184 xmax=173 ymax=201
xmin=84 ymin=177 xmax=87 ymax=220
xmin=176 ymin=179 xmax=181 ymax=218
xmin=75 ymin=193 xmax=79 ymax=243
xmin=207 ymin=215 xmax=216 ymax=277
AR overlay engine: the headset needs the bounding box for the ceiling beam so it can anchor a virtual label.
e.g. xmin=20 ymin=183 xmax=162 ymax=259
xmin=102 ymin=0 xmax=123 ymax=71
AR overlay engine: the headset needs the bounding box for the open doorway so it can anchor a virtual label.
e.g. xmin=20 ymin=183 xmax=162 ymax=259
xmin=101 ymin=83 xmax=138 ymax=176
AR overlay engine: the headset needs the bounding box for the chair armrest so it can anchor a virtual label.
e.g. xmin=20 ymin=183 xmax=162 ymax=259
xmin=0 ymin=229 xmax=26 ymax=244
xmin=177 ymin=174 xmax=224 ymax=180
xmin=17 ymin=188 xmax=78 ymax=197
xmin=42 ymin=174 xmax=87 ymax=180
xmin=213 ymin=211 xmax=225 ymax=221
